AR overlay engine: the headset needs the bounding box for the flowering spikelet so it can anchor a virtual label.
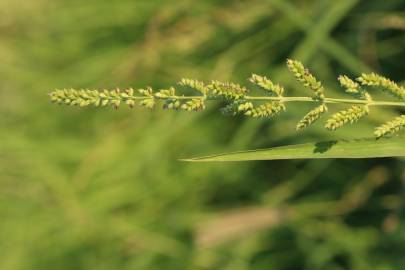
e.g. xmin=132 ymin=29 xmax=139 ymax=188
xmin=207 ymin=81 xmax=248 ymax=100
xmin=244 ymin=102 xmax=285 ymax=118
xmin=181 ymin=98 xmax=205 ymax=111
xmin=179 ymin=78 xmax=207 ymax=95
xmin=357 ymin=73 xmax=405 ymax=100
xmin=220 ymin=100 xmax=253 ymax=116
xmin=155 ymin=87 xmax=181 ymax=110
xmin=163 ymin=99 xmax=181 ymax=110
xmin=287 ymin=59 xmax=325 ymax=100
xmin=375 ymin=115 xmax=405 ymax=138
xmin=338 ymin=75 xmax=371 ymax=101
xmin=325 ymin=105 xmax=369 ymax=131
xmin=138 ymin=87 xmax=155 ymax=109
xmin=49 ymin=88 xmax=138 ymax=109
xmin=249 ymin=74 xmax=284 ymax=96
xmin=155 ymin=87 xmax=176 ymax=98
xmin=296 ymin=104 xmax=328 ymax=131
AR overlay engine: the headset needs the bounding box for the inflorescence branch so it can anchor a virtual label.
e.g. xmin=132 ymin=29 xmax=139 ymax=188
xmin=49 ymin=59 xmax=405 ymax=138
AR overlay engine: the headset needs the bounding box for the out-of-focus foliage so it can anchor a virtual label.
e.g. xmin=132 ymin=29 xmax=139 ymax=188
xmin=1 ymin=0 xmax=405 ymax=269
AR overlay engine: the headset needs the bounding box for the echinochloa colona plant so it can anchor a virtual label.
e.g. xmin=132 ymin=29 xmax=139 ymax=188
xmin=50 ymin=59 xmax=405 ymax=139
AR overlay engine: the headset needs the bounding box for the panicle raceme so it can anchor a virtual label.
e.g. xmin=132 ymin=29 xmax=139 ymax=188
xmin=49 ymin=59 xmax=405 ymax=138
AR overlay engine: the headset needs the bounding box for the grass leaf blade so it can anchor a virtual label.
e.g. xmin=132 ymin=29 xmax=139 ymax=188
xmin=182 ymin=137 xmax=405 ymax=162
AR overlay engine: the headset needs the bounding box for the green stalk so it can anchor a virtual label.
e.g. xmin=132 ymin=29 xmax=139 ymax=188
xmin=151 ymin=95 xmax=405 ymax=107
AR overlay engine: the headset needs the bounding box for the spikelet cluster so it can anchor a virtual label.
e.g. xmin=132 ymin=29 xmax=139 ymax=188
xmin=220 ymin=100 xmax=252 ymax=116
xmin=285 ymin=60 xmax=329 ymax=129
xmin=138 ymin=87 xmax=155 ymax=109
xmin=375 ymin=115 xmax=405 ymax=138
xmin=287 ymin=59 xmax=325 ymax=100
xmin=179 ymin=79 xmax=207 ymax=95
xmin=207 ymin=81 xmax=248 ymax=100
xmin=249 ymin=74 xmax=284 ymax=96
xmin=244 ymin=102 xmax=285 ymax=118
xmin=154 ymin=87 xmax=176 ymax=99
xmin=50 ymin=88 xmax=138 ymax=109
xmin=181 ymin=99 xmax=205 ymax=111
xmin=154 ymin=87 xmax=178 ymax=109
xmin=338 ymin=75 xmax=371 ymax=101
xmin=357 ymin=73 xmax=405 ymax=100
xmin=325 ymin=106 xmax=369 ymax=131
xmin=296 ymin=104 xmax=328 ymax=131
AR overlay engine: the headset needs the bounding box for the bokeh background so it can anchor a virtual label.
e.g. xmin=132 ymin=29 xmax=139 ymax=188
xmin=1 ymin=0 xmax=405 ymax=269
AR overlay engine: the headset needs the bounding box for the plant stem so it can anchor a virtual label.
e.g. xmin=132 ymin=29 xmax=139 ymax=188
xmin=247 ymin=96 xmax=405 ymax=107
xmin=147 ymin=95 xmax=405 ymax=107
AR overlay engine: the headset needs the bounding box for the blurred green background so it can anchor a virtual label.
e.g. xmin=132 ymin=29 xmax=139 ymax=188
xmin=1 ymin=0 xmax=405 ymax=269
